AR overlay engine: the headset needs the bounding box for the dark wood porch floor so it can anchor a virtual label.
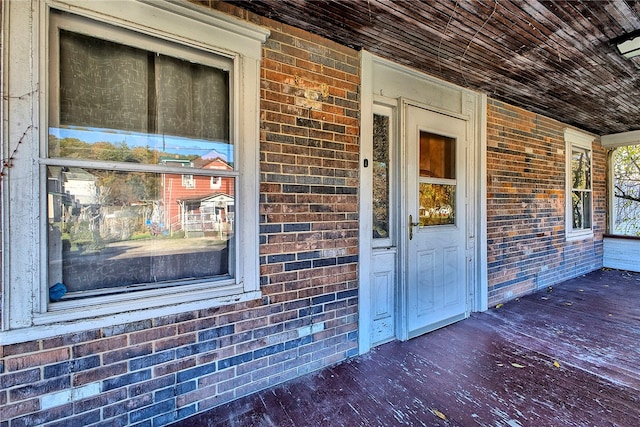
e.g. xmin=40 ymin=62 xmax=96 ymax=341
xmin=173 ymin=269 xmax=640 ymax=426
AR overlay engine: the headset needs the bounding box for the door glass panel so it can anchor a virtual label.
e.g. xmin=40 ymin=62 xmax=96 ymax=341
xmin=418 ymin=131 xmax=455 ymax=226
xmin=420 ymin=132 xmax=455 ymax=179
xmin=373 ymin=113 xmax=390 ymax=239
xmin=419 ymin=183 xmax=455 ymax=226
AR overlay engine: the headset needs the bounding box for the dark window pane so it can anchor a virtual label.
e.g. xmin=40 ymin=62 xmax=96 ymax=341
xmin=419 ymin=132 xmax=455 ymax=179
xmin=572 ymin=190 xmax=591 ymax=230
xmin=59 ymin=30 xmax=149 ymax=132
xmin=52 ymin=30 xmax=232 ymax=166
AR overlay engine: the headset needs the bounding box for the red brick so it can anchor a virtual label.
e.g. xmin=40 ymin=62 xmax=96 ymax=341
xmin=3 ymin=341 xmax=40 ymax=357
xmin=103 ymin=343 xmax=152 ymax=365
xmin=154 ymin=333 xmax=196 ymax=352
xmin=6 ymin=348 xmax=69 ymax=372
xmin=177 ymin=383 xmax=218 ymax=407
xmin=153 ymin=357 xmax=196 ymax=377
xmin=73 ymin=362 xmax=127 ymax=387
xmin=0 ymin=398 xmax=39 ymax=420
xmin=129 ymin=325 xmax=176 ymax=345
xmin=73 ymin=336 xmax=128 ymax=358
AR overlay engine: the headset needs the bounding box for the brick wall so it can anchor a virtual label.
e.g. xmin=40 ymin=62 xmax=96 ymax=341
xmin=0 ymin=4 xmax=359 ymax=426
xmin=486 ymin=99 xmax=605 ymax=306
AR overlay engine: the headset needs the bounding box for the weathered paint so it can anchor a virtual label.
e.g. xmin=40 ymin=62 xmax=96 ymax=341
xmin=173 ymin=268 xmax=640 ymax=426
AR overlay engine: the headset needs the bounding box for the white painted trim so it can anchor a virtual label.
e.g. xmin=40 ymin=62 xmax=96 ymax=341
xmin=45 ymin=0 xmax=269 ymax=58
xmin=564 ymin=128 xmax=595 ymax=241
xmin=358 ymin=51 xmax=374 ymax=355
xmin=402 ymin=97 xmax=471 ymax=121
xmin=2 ymin=0 xmax=264 ymax=337
xmin=601 ymin=130 xmax=640 ymax=148
xmin=607 ymin=148 xmax=616 ymax=235
xmin=565 ymin=128 xmax=596 ymax=149
xmin=358 ymin=51 xmax=486 ymax=348
xmin=2 ymin=290 xmax=261 ymax=345
xmin=476 ymin=94 xmax=489 ymax=312
xmin=397 ymin=98 xmax=409 ymax=342
xmin=3 ymin=0 xmax=42 ymax=329
xmin=371 ymin=55 xmax=471 ymax=101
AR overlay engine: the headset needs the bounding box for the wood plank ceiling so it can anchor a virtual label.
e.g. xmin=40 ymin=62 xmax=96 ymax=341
xmin=231 ymin=0 xmax=640 ymax=136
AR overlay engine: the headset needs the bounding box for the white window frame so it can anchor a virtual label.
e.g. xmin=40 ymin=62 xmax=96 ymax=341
xmin=211 ymin=176 xmax=223 ymax=189
xmin=565 ymin=128 xmax=595 ymax=241
xmin=2 ymin=0 xmax=268 ymax=343
xmin=182 ymin=174 xmax=196 ymax=189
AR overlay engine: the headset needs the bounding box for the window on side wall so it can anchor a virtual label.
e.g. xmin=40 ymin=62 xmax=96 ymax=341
xmin=3 ymin=1 xmax=267 ymax=338
xmin=565 ymin=128 xmax=595 ymax=241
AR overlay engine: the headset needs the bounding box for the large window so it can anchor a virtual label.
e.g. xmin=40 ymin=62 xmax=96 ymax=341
xmin=565 ymin=129 xmax=595 ymax=241
xmin=612 ymin=146 xmax=640 ymax=235
xmin=3 ymin=0 xmax=267 ymax=339
xmin=48 ymin=12 xmax=236 ymax=300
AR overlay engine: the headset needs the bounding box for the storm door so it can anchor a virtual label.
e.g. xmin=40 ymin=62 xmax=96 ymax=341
xmin=405 ymin=104 xmax=468 ymax=338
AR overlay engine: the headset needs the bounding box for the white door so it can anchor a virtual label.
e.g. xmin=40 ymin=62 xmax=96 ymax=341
xmin=405 ymin=105 xmax=468 ymax=338
xmin=369 ymin=105 xmax=397 ymax=346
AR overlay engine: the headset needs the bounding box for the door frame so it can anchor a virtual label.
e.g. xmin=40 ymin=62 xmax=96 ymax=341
xmin=401 ymin=100 xmax=470 ymax=340
xmin=358 ymin=51 xmax=488 ymax=354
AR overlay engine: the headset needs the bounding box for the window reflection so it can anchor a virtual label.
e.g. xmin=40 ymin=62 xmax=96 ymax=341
xmin=419 ymin=183 xmax=455 ymax=226
xmin=571 ymin=147 xmax=592 ymax=230
xmin=47 ymin=23 xmax=237 ymax=299
xmin=47 ymin=164 xmax=235 ymax=296
xmin=418 ymin=131 xmax=456 ymax=226
xmin=373 ymin=114 xmax=390 ymax=239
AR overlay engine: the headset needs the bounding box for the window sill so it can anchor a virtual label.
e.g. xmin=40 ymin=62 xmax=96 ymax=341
xmin=603 ymin=233 xmax=640 ymax=241
xmin=1 ymin=289 xmax=261 ymax=345
xmin=566 ymin=229 xmax=594 ymax=242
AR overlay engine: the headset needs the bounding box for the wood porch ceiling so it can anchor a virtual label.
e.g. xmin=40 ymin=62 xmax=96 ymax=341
xmin=231 ymin=0 xmax=640 ymax=136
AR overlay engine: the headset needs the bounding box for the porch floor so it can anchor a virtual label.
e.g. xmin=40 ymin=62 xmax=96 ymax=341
xmin=173 ymin=269 xmax=640 ymax=426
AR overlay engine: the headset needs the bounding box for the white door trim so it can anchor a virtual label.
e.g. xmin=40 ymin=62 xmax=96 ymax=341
xmin=358 ymin=51 xmax=487 ymax=354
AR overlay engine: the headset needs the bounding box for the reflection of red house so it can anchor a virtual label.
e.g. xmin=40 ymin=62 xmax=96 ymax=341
xmin=160 ymin=157 xmax=234 ymax=236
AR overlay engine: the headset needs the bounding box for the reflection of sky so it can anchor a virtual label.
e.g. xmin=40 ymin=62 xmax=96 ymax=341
xmin=50 ymin=126 xmax=233 ymax=162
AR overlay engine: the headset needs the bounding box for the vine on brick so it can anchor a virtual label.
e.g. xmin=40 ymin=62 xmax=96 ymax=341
xmin=1 ymin=124 xmax=33 ymax=179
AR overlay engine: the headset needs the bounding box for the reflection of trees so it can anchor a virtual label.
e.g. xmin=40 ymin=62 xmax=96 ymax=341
xmin=50 ymin=135 xmax=177 ymax=248
xmin=571 ymin=150 xmax=589 ymax=189
xmin=51 ymin=136 xmax=170 ymax=205
xmin=614 ymin=146 xmax=640 ymax=236
xmin=94 ymin=170 xmax=157 ymax=206
xmin=419 ymin=183 xmax=454 ymax=226
xmin=372 ymin=114 xmax=390 ymax=239
xmin=571 ymin=149 xmax=590 ymax=229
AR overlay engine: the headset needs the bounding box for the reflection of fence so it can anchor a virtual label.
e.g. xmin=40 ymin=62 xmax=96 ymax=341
xmin=169 ymin=214 xmax=183 ymax=235
xmin=169 ymin=210 xmax=233 ymax=238
xmin=183 ymin=212 xmax=231 ymax=238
